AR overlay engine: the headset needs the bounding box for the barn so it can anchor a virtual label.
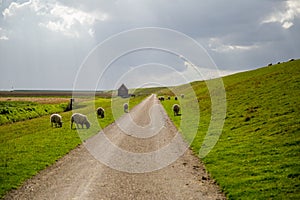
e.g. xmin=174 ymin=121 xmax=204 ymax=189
xmin=118 ymin=84 xmax=129 ymax=98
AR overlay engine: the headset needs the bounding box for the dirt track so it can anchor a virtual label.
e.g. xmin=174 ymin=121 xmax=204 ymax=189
xmin=4 ymin=94 xmax=225 ymax=200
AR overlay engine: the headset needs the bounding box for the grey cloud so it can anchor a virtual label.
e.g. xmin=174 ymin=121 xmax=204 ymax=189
xmin=0 ymin=0 xmax=299 ymax=89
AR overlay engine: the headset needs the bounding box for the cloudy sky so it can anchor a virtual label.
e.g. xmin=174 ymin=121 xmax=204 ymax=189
xmin=0 ymin=0 xmax=299 ymax=90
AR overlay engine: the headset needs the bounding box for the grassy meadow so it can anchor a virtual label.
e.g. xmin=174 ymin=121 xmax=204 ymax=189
xmin=0 ymin=100 xmax=69 ymax=125
xmin=160 ymin=59 xmax=300 ymax=199
xmin=0 ymin=59 xmax=299 ymax=199
xmin=0 ymin=95 xmax=146 ymax=197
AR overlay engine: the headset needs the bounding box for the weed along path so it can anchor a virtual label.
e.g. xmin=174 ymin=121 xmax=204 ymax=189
xmin=4 ymin=94 xmax=225 ymax=200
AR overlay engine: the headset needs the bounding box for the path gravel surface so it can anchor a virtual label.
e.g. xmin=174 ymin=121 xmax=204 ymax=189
xmin=4 ymin=94 xmax=225 ymax=200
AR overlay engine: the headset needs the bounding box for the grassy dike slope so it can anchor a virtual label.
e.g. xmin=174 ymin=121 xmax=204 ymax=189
xmin=0 ymin=96 xmax=146 ymax=198
xmin=162 ymin=60 xmax=300 ymax=199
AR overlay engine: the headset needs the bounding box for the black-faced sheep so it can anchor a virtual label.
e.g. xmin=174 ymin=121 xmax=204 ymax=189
xmin=123 ymin=103 xmax=129 ymax=113
xmin=181 ymin=94 xmax=184 ymax=99
xmin=50 ymin=114 xmax=62 ymax=127
xmin=71 ymin=113 xmax=90 ymax=129
xmin=172 ymin=104 xmax=180 ymax=116
xmin=96 ymin=107 xmax=105 ymax=118
xmin=159 ymin=96 xmax=165 ymax=101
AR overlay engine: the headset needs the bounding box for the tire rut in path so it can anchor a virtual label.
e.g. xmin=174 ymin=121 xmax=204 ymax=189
xmin=4 ymin=94 xmax=225 ymax=200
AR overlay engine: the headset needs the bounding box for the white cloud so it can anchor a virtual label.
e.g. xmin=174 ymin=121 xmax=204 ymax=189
xmin=0 ymin=36 xmax=9 ymax=40
xmin=2 ymin=1 xmax=32 ymax=18
xmin=88 ymin=28 xmax=95 ymax=37
xmin=0 ymin=0 xmax=299 ymax=90
xmin=180 ymin=60 xmax=239 ymax=81
xmin=0 ymin=27 xmax=9 ymax=40
xmin=208 ymin=38 xmax=259 ymax=53
xmin=262 ymin=0 xmax=300 ymax=29
xmin=2 ymin=0 xmax=108 ymax=38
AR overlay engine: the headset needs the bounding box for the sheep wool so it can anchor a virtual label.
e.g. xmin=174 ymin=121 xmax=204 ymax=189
xmin=123 ymin=103 xmax=129 ymax=113
xmin=172 ymin=104 xmax=180 ymax=116
xmin=71 ymin=113 xmax=90 ymax=129
xmin=97 ymin=107 xmax=105 ymax=118
xmin=50 ymin=114 xmax=62 ymax=127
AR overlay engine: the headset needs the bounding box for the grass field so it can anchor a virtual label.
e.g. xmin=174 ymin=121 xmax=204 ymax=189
xmin=0 ymin=95 xmax=146 ymax=198
xmin=1 ymin=60 xmax=299 ymax=199
xmin=161 ymin=60 xmax=300 ymax=199
xmin=0 ymin=100 xmax=69 ymax=125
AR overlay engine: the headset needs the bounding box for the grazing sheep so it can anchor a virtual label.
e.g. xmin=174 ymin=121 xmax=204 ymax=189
xmin=172 ymin=104 xmax=180 ymax=116
xmin=158 ymin=96 xmax=165 ymax=101
xmin=181 ymin=94 xmax=184 ymax=99
xmin=96 ymin=107 xmax=105 ymax=118
xmin=71 ymin=113 xmax=90 ymax=129
xmin=50 ymin=114 xmax=62 ymax=127
xmin=123 ymin=103 xmax=129 ymax=113
xmin=174 ymin=96 xmax=178 ymax=100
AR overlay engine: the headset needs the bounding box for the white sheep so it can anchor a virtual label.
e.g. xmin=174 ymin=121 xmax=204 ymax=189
xmin=50 ymin=114 xmax=62 ymax=127
xmin=123 ymin=103 xmax=129 ymax=113
xmin=172 ymin=104 xmax=180 ymax=116
xmin=71 ymin=113 xmax=90 ymax=129
xmin=96 ymin=107 xmax=105 ymax=118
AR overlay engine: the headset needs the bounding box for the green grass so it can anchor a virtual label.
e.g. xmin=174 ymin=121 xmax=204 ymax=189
xmin=1 ymin=60 xmax=299 ymax=199
xmin=0 ymin=95 xmax=146 ymax=198
xmin=0 ymin=101 xmax=69 ymax=125
xmin=160 ymin=60 xmax=300 ymax=199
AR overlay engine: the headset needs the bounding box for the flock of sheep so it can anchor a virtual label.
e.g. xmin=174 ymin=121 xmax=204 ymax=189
xmin=50 ymin=95 xmax=182 ymax=129
xmin=158 ymin=94 xmax=184 ymax=101
xmin=158 ymin=94 xmax=184 ymax=116
xmin=50 ymin=103 xmax=129 ymax=129
xmin=50 ymin=113 xmax=92 ymax=129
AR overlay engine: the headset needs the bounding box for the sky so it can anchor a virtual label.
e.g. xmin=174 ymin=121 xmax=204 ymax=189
xmin=0 ymin=0 xmax=299 ymax=90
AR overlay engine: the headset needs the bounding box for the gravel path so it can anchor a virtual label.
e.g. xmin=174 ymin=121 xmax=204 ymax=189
xmin=4 ymin=95 xmax=225 ymax=200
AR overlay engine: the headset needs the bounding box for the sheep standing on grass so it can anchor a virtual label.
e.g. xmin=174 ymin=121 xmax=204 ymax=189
xmin=96 ymin=107 xmax=105 ymax=118
xmin=123 ymin=103 xmax=129 ymax=113
xmin=172 ymin=104 xmax=180 ymax=116
xmin=71 ymin=113 xmax=90 ymax=129
xmin=50 ymin=114 xmax=62 ymax=127
xmin=181 ymin=94 xmax=184 ymax=99
xmin=159 ymin=96 xmax=165 ymax=101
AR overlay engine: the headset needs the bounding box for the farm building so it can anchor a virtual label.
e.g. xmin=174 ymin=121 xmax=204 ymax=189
xmin=118 ymin=84 xmax=129 ymax=98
